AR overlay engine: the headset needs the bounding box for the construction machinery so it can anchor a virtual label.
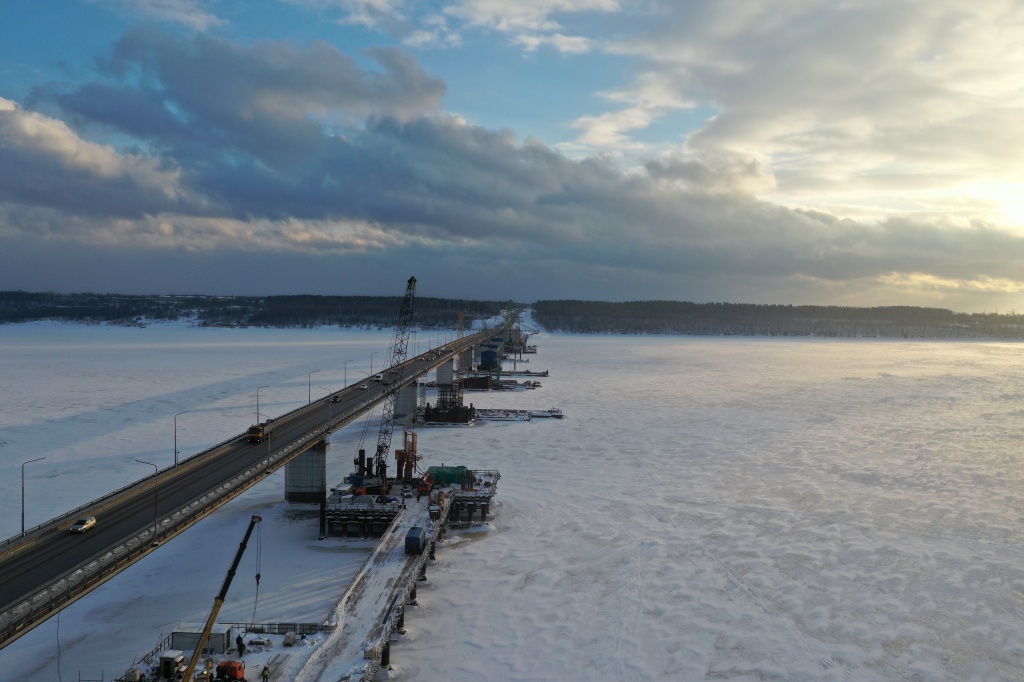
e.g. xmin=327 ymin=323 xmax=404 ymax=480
xmin=370 ymin=276 xmax=416 ymax=502
xmin=181 ymin=515 xmax=262 ymax=682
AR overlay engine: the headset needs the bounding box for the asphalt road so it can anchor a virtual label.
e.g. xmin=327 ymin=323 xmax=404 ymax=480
xmin=0 ymin=330 xmax=493 ymax=623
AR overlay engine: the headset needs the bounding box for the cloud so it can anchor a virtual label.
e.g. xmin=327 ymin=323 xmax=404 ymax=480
xmin=574 ymin=0 xmax=1024 ymax=224
xmin=0 ymin=97 xmax=189 ymax=216
xmin=98 ymin=0 xmax=226 ymax=31
xmin=288 ymin=0 xmax=616 ymax=50
xmin=62 ymin=28 xmax=446 ymax=168
xmin=9 ymin=21 xmax=1024 ymax=311
xmin=443 ymin=0 xmax=619 ymax=33
xmin=514 ymin=32 xmax=593 ymax=54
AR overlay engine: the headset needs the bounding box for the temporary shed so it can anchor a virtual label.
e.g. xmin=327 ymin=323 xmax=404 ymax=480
xmin=171 ymin=623 xmax=234 ymax=654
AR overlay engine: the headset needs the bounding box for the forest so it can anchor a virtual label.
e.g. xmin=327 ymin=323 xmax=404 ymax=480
xmin=532 ymin=300 xmax=1024 ymax=338
xmin=0 ymin=291 xmax=506 ymax=329
xmin=6 ymin=291 xmax=1024 ymax=338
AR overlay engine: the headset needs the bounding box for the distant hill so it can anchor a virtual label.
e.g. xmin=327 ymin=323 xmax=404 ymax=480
xmin=532 ymin=300 xmax=1024 ymax=338
xmin=0 ymin=291 xmax=508 ymax=329
xmin=6 ymin=292 xmax=1023 ymax=338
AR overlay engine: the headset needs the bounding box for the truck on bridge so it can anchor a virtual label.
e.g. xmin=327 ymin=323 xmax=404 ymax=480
xmin=247 ymin=419 xmax=274 ymax=443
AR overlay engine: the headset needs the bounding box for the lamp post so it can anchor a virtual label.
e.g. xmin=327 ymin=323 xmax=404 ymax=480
xmin=21 ymin=457 xmax=45 ymax=534
xmin=174 ymin=410 xmax=190 ymax=466
xmin=344 ymin=359 xmax=354 ymax=388
xmin=135 ymin=459 xmax=159 ymax=546
xmin=308 ymin=370 xmax=321 ymax=404
xmin=256 ymin=385 xmax=269 ymax=424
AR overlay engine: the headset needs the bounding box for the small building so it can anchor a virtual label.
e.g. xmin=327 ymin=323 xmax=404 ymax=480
xmin=171 ymin=623 xmax=234 ymax=655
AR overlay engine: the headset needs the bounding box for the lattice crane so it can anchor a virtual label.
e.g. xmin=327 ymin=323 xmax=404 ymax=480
xmin=372 ymin=276 xmax=416 ymax=493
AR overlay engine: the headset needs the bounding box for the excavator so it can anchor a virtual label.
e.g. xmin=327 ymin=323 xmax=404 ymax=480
xmin=181 ymin=515 xmax=262 ymax=682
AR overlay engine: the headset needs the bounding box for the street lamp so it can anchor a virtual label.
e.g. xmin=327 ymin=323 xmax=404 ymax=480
xmin=135 ymin=459 xmax=159 ymax=546
xmin=255 ymin=385 xmax=269 ymax=424
xmin=308 ymin=370 xmax=321 ymax=404
xmin=174 ymin=410 xmax=190 ymax=466
xmin=21 ymin=457 xmax=45 ymax=534
xmin=344 ymin=359 xmax=354 ymax=388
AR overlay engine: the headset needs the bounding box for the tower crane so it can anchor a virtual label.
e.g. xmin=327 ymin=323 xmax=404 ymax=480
xmin=372 ymin=276 xmax=416 ymax=499
xmin=494 ymin=300 xmax=516 ymax=383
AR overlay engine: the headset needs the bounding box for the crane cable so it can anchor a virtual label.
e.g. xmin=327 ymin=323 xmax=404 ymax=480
xmin=249 ymin=521 xmax=263 ymax=628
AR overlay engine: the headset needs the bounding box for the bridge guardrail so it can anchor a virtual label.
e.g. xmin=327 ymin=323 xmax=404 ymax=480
xmin=0 ymin=390 xmax=383 ymax=646
xmin=0 ymin=431 xmax=245 ymax=553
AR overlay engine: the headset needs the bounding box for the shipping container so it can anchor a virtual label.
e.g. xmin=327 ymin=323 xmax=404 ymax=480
xmin=426 ymin=465 xmax=470 ymax=485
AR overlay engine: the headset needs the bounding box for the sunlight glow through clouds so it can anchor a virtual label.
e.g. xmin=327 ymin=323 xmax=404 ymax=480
xmin=879 ymin=271 xmax=1024 ymax=296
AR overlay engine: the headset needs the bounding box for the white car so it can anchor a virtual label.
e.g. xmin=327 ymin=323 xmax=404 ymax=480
xmin=70 ymin=516 xmax=96 ymax=533
xmin=360 ymin=383 xmax=368 ymax=390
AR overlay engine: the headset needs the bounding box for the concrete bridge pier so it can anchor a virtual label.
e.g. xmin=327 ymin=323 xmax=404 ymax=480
xmin=436 ymin=358 xmax=454 ymax=384
xmin=285 ymin=439 xmax=328 ymax=504
xmin=395 ymin=383 xmax=417 ymax=421
xmin=461 ymin=347 xmax=474 ymax=372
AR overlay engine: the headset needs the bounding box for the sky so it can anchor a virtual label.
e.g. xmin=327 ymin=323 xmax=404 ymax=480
xmin=2 ymin=1 xmax=1024 ymax=311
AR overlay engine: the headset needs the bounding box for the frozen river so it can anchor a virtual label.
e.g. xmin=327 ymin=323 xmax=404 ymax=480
xmin=2 ymin=323 xmax=1024 ymax=680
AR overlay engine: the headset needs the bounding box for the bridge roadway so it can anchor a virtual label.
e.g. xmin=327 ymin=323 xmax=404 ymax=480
xmin=0 ymin=328 xmax=496 ymax=650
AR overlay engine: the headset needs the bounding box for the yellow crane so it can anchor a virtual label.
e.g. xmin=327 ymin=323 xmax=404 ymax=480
xmin=182 ymin=515 xmax=262 ymax=682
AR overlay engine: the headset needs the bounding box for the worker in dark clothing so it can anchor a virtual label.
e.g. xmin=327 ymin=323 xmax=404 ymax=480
xmin=236 ymin=633 xmax=246 ymax=657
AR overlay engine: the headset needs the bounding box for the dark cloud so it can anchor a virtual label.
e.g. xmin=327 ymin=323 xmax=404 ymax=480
xmin=66 ymin=28 xmax=446 ymax=166
xmin=5 ymin=27 xmax=1024 ymax=310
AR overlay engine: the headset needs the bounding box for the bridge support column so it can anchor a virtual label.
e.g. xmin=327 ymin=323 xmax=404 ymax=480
xmin=395 ymin=383 xmax=417 ymax=421
xmin=436 ymin=358 xmax=454 ymax=384
xmin=285 ymin=440 xmax=328 ymax=504
xmin=460 ymin=347 xmax=473 ymax=372
xmin=381 ymin=641 xmax=390 ymax=666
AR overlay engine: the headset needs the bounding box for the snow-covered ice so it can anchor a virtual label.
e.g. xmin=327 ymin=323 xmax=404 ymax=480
xmin=3 ymin=323 xmax=1024 ymax=680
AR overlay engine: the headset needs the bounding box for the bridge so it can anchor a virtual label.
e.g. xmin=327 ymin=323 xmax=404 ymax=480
xmin=0 ymin=328 xmax=497 ymax=650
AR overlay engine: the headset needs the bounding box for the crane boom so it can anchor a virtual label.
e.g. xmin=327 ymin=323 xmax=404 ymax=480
xmin=182 ymin=515 xmax=263 ymax=682
xmin=373 ymin=277 xmax=417 ymax=486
